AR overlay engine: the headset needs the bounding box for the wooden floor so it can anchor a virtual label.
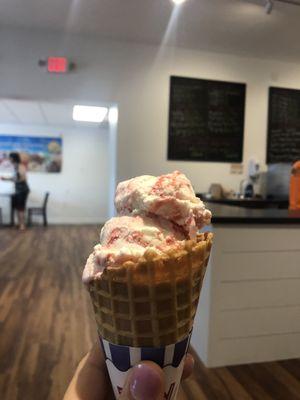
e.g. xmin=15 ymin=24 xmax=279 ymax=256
xmin=1 ymin=226 xmax=300 ymax=400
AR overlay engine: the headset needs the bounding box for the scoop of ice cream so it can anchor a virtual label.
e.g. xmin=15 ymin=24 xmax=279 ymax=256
xmin=83 ymin=171 xmax=212 ymax=282
xmin=82 ymin=214 xmax=186 ymax=283
xmin=115 ymin=171 xmax=211 ymax=239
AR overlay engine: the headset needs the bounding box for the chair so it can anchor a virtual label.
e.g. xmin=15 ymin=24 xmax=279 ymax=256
xmin=27 ymin=192 xmax=49 ymax=227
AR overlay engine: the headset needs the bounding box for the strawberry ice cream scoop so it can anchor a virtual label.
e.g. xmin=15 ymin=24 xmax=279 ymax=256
xmin=83 ymin=171 xmax=212 ymax=282
xmin=115 ymin=171 xmax=211 ymax=239
xmin=82 ymin=214 xmax=186 ymax=283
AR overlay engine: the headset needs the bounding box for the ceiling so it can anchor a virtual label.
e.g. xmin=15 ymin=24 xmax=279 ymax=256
xmin=1 ymin=0 xmax=300 ymax=62
xmin=0 ymin=99 xmax=107 ymax=127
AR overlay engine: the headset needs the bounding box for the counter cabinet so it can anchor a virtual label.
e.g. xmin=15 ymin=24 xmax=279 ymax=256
xmin=192 ymin=224 xmax=300 ymax=367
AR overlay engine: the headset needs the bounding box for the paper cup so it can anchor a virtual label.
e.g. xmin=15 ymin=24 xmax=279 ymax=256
xmin=100 ymin=331 xmax=192 ymax=400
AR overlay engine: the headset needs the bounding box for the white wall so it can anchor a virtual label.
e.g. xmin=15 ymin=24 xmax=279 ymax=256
xmin=1 ymin=28 xmax=300 ymax=194
xmin=0 ymin=124 xmax=110 ymax=224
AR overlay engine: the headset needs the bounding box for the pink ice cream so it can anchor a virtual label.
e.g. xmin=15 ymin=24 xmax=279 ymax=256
xmin=82 ymin=214 xmax=186 ymax=282
xmin=115 ymin=171 xmax=211 ymax=238
xmin=83 ymin=171 xmax=211 ymax=283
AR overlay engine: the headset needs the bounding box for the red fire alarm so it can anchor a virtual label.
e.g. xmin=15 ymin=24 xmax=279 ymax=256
xmin=38 ymin=57 xmax=75 ymax=73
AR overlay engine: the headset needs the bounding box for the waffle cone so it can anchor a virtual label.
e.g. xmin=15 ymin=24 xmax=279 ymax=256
xmin=88 ymin=232 xmax=213 ymax=347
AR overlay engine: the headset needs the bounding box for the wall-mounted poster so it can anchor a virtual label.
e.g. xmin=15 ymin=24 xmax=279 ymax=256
xmin=168 ymin=76 xmax=246 ymax=162
xmin=0 ymin=135 xmax=62 ymax=173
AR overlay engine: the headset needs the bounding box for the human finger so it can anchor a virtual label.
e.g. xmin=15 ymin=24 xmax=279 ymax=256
xmin=119 ymin=361 xmax=165 ymax=400
xmin=181 ymin=353 xmax=194 ymax=381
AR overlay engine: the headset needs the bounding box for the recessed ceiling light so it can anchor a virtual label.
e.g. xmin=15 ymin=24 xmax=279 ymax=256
xmin=172 ymin=0 xmax=187 ymax=5
xmin=72 ymin=105 xmax=108 ymax=123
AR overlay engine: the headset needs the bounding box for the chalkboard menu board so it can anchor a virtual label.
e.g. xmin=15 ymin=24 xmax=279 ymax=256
xmin=168 ymin=76 xmax=246 ymax=162
xmin=267 ymin=87 xmax=300 ymax=164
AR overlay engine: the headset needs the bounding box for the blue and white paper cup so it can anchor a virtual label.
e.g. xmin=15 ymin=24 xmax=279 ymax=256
xmin=100 ymin=331 xmax=192 ymax=400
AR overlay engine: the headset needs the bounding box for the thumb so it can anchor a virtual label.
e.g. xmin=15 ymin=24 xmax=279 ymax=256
xmin=119 ymin=361 xmax=165 ymax=400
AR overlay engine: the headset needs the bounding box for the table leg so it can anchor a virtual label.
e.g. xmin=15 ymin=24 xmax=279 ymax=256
xmin=10 ymin=195 xmax=14 ymax=226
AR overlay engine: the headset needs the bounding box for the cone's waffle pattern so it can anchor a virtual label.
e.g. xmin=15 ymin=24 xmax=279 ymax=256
xmin=88 ymin=232 xmax=213 ymax=347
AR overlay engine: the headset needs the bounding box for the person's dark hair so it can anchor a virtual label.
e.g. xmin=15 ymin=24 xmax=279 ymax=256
xmin=9 ymin=152 xmax=21 ymax=164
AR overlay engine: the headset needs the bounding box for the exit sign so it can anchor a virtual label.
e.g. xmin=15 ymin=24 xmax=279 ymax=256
xmin=47 ymin=57 xmax=68 ymax=73
xmin=38 ymin=57 xmax=75 ymax=73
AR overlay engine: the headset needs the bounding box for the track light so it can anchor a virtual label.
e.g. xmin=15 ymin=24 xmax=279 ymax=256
xmin=265 ymin=0 xmax=274 ymax=14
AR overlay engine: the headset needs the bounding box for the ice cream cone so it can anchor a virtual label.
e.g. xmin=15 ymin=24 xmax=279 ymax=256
xmin=87 ymin=232 xmax=213 ymax=347
xmin=83 ymin=171 xmax=213 ymax=399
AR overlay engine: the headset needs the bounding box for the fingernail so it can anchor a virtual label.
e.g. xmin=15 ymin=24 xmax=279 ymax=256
xmin=130 ymin=363 xmax=162 ymax=400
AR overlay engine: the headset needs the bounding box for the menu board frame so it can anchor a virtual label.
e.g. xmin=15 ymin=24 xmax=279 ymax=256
xmin=267 ymin=86 xmax=300 ymax=164
xmin=167 ymin=76 xmax=246 ymax=163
